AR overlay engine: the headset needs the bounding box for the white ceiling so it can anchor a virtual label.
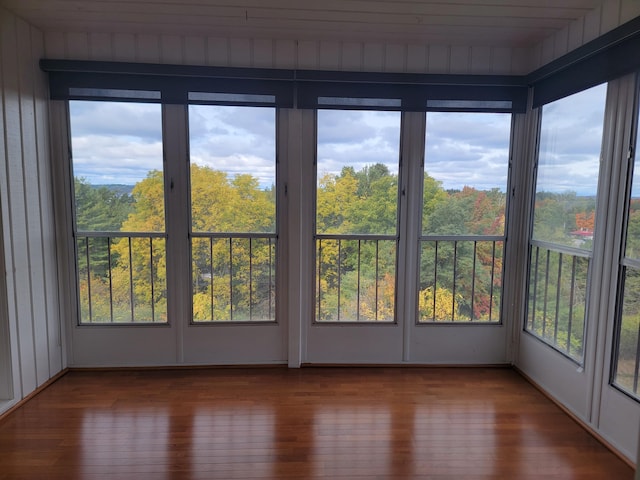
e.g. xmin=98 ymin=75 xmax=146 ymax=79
xmin=1 ymin=0 xmax=606 ymax=48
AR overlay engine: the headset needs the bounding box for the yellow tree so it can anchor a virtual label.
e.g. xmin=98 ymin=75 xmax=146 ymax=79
xmin=418 ymin=286 xmax=464 ymax=321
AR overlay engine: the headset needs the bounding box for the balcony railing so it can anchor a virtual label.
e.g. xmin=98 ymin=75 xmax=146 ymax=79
xmin=315 ymin=234 xmax=397 ymax=322
xmin=418 ymin=236 xmax=503 ymax=323
xmin=526 ymin=241 xmax=589 ymax=361
xmin=612 ymin=262 xmax=640 ymax=397
xmin=76 ymin=232 xmax=167 ymax=324
xmin=191 ymin=233 xmax=277 ymax=322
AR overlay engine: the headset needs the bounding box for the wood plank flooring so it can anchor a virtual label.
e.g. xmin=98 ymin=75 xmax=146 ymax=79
xmin=0 ymin=367 xmax=633 ymax=479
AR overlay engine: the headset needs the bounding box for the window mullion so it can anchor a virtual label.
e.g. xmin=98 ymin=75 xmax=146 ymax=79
xmin=162 ymin=104 xmax=191 ymax=361
xmin=398 ymin=111 xmax=426 ymax=360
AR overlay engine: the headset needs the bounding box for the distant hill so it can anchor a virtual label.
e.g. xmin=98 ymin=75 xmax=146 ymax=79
xmin=92 ymin=184 xmax=134 ymax=196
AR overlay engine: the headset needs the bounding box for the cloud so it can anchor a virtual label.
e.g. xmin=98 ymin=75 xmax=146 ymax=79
xmin=189 ymin=105 xmax=276 ymax=187
xmin=425 ymin=112 xmax=511 ymax=191
xmin=70 ymin=101 xmax=162 ymax=141
xmin=317 ymin=110 xmax=401 ymax=176
xmin=536 ymin=83 xmax=607 ymax=195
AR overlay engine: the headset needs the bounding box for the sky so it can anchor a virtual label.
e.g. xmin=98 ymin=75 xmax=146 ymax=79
xmin=536 ymin=83 xmax=607 ymax=196
xmin=69 ymin=86 xmax=608 ymax=195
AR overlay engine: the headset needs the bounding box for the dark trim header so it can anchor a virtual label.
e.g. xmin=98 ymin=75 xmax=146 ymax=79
xmin=40 ymin=59 xmax=528 ymax=113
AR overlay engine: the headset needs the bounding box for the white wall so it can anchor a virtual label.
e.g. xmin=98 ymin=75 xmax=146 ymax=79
xmin=42 ymin=31 xmax=529 ymax=75
xmin=529 ymin=0 xmax=640 ymax=71
xmin=0 ymin=7 xmax=64 ymax=414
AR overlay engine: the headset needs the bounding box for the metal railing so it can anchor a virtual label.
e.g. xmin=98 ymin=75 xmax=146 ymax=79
xmin=526 ymin=241 xmax=590 ymax=361
xmin=191 ymin=233 xmax=277 ymax=322
xmin=76 ymin=232 xmax=167 ymax=324
xmin=612 ymin=261 xmax=640 ymax=397
xmin=418 ymin=236 xmax=504 ymax=322
xmin=315 ymin=234 xmax=397 ymax=322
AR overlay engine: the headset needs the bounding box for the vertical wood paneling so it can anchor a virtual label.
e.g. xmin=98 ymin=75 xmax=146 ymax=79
xmin=583 ymin=6 xmax=602 ymax=43
xmin=600 ymin=0 xmax=621 ymax=34
xmin=112 ymin=33 xmax=136 ymax=62
xmin=511 ymin=47 xmax=530 ymax=75
xmin=541 ymin=36 xmax=555 ymax=66
xmin=362 ymin=43 xmax=384 ymax=71
xmin=88 ymin=32 xmax=113 ymax=60
xmin=228 ymin=38 xmax=251 ymax=67
xmin=427 ymin=46 xmax=450 ymax=73
xmin=450 ymin=46 xmax=470 ymax=73
xmin=1 ymin=12 xmax=37 ymax=397
xmin=620 ymin=0 xmax=640 ymax=23
xmin=39 ymin=30 xmax=544 ymax=76
xmin=470 ymin=46 xmax=491 ymax=74
xmin=16 ymin=18 xmax=49 ymax=387
xmin=44 ymin=31 xmax=65 ymax=59
xmin=553 ymin=26 xmax=570 ymax=59
xmin=568 ymin=18 xmax=585 ymax=52
xmin=406 ymin=44 xmax=428 ymax=73
xmin=274 ymin=39 xmax=295 ymax=69
xmin=136 ymin=34 xmax=161 ymax=63
xmin=160 ymin=35 xmax=183 ymax=64
xmin=384 ymin=44 xmax=406 ymax=73
xmin=32 ymin=28 xmax=62 ymax=377
xmin=531 ymin=0 xmax=632 ymax=70
xmin=0 ymin=8 xmax=63 ymax=410
xmin=184 ymin=36 xmax=206 ymax=65
xmin=252 ymin=38 xmax=273 ymax=68
xmin=529 ymin=44 xmax=543 ymax=72
xmin=319 ymin=41 xmax=341 ymax=70
xmin=65 ymin=32 xmax=89 ymax=59
xmin=297 ymin=40 xmax=318 ymax=70
xmin=0 ymin=11 xmax=16 ymax=402
xmin=206 ymin=37 xmax=229 ymax=66
xmin=491 ymin=47 xmax=511 ymax=75
xmin=341 ymin=42 xmax=362 ymax=71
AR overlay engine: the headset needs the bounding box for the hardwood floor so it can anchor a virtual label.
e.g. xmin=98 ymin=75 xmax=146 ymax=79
xmin=0 ymin=367 xmax=633 ymax=479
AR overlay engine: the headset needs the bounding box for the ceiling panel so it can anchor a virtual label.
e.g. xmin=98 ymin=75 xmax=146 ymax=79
xmin=1 ymin=0 xmax=607 ymax=47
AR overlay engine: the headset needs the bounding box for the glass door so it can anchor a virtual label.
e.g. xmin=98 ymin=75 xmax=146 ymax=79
xmin=306 ymin=109 xmax=404 ymax=363
xmin=183 ymin=103 xmax=286 ymax=364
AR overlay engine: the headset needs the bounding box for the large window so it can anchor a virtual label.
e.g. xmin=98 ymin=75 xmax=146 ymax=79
xmin=526 ymin=84 xmax=607 ymax=361
xmin=70 ymin=100 xmax=167 ymax=324
xmin=315 ymin=110 xmax=401 ymax=322
xmin=189 ymin=105 xmax=277 ymax=322
xmin=612 ymin=93 xmax=640 ymax=398
xmin=419 ymin=112 xmax=511 ymax=322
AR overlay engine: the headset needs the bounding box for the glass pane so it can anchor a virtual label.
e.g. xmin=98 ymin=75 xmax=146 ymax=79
xmin=613 ymin=268 xmax=640 ymax=395
xmin=526 ymin=84 xmax=605 ymax=361
xmin=423 ymin=112 xmax=511 ymax=236
xmin=70 ymin=101 xmax=165 ymax=233
xmin=626 ymin=108 xmax=640 ymax=260
xmin=532 ymin=84 xmax=607 ymax=249
xmin=614 ymin=101 xmax=640 ymax=398
xmin=189 ymin=105 xmax=276 ymax=234
xmin=316 ymin=110 xmax=401 ymax=236
xmin=316 ymin=110 xmax=401 ymax=322
xmin=419 ymin=112 xmax=510 ymax=324
xmin=69 ymin=101 xmax=167 ymax=324
xmin=189 ymin=105 xmax=276 ymax=322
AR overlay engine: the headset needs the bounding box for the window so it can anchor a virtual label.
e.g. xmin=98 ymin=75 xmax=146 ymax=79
xmin=188 ymin=105 xmax=277 ymax=322
xmin=315 ymin=110 xmax=401 ymax=322
xmin=612 ymin=92 xmax=640 ymax=398
xmin=70 ymin=100 xmax=167 ymax=324
xmin=419 ymin=112 xmax=511 ymax=322
xmin=525 ymin=84 xmax=607 ymax=361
